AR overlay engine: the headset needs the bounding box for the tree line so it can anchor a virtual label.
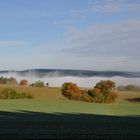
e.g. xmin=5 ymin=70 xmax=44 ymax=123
xmin=0 ymin=76 xmax=47 ymax=87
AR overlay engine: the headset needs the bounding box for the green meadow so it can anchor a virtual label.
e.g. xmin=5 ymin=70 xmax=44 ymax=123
xmin=0 ymin=85 xmax=140 ymax=139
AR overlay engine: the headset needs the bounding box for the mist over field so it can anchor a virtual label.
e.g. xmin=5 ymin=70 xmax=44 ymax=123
xmin=0 ymin=70 xmax=140 ymax=87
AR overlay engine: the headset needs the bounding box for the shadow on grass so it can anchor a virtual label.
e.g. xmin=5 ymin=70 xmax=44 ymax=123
xmin=127 ymin=98 xmax=140 ymax=103
xmin=0 ymin=110 xmax=140 ymax=139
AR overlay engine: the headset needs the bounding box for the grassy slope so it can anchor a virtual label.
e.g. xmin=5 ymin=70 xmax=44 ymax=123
xmin=0 ymin=85 xmax=140 ymax=139
xmin=0 ymin=85 xmax=140 ymax=116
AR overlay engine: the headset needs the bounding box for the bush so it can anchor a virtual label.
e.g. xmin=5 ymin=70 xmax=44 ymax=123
xmin=0 ymin=88 xmax=33 ymax=99
xmin=81 ymin=95 xmax=94 ymax=102
xmin=0 ymin=76 xmax=7 ymax=84
xmin=87 ymin=88 xmax=105 ymax=103
xmin=105 ymin=92 xmax=117 ymax=103
xmin=20 ymin=80 xmax=28 ymax=86
xmin=8 ymin=77 xmax=18 ymax=85
xmin=87 ymin=88 xmax=101 ymax=97
xmin=61 ymin=80 xmax=117 ymax=103
xmin=0 ymin=76 xmax=18 ymax=85
xmin=87 ymin=80 xmax=117 ymax=103
xmin=94 ymin=80 xmax=115 ymax=94
xmin=29 ymin=81 xmax=45 ymax=87
xmin=93 ymin=80 xmax=117 ymax=103
xmin=61 ymin=82 xmax=81 ymax=100
xmin=0 ymin=88 xmax=18 ymax=99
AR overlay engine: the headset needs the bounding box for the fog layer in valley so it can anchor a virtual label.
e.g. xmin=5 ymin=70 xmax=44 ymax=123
xmin=0 ymin=72 xmax=140 ymax=87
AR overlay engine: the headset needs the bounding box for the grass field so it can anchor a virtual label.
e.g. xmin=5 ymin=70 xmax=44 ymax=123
xmin=0 ymin=85 xmax=140 ymax=139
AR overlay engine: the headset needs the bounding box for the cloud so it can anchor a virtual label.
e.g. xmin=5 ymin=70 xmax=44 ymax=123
xmin=0 ymin=41 xmax=30 ymax=47
xmin=72 ymin=0 xmax=140 ymax=15
xmin=61 ymin=20 xmax=140 ymax=56
xmin=57 ymin=20 xmax=140 ymax=70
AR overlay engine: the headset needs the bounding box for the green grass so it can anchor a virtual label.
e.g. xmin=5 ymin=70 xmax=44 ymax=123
xmin=0 ymin=85 xmax=140 ymax=139
xmin=0 ymin=98 xmax=140 ymax=116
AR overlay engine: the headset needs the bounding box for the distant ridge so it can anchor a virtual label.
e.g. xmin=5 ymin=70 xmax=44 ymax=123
xmin=0 ymin=69 xmax=140 ymax=78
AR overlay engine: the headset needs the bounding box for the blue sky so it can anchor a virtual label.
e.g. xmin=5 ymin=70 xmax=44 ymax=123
xmin=0 ymin=0 xmax=140 ymax=71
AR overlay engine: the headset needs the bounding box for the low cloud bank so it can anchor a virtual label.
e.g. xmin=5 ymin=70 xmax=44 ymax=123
xmin=0 ymin=72 xmax=140 ymax=87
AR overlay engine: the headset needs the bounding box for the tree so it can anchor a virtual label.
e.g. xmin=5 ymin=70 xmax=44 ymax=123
xmin=9 ymin=77 xmax=18 ymax=85
xmin=20 ymin=80 xmax=28 ymax=86
xmin=0 ymin=76 xmax=18 ymax=85
xmin=94 ymin=80 xmax=116 ymax=103
xmin=30 ymin=81 xmax=45 ymax=87
xmin=94 ymin=80 xmax=115 ymax=95
xmin=61 ymin=80 xmax=117 ymax=103
xmin=61 ymin=82 xmax=81 ymax=100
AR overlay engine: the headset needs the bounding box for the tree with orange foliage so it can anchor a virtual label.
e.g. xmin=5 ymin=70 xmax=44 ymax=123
xmin=61 ymin=82 xmax=81 ymax=100
xmin=61 ymin=80 xmax=117 ymax=103
xmin=20 ymin=80 xmax=28 ymax=86
xmin=94 ymin=80 xmax=117 ymax=103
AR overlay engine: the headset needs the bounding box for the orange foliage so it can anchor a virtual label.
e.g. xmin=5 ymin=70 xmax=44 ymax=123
xmin=20 ymin=80 xmax=28 ymax=86
xmin=105 ymin=92 xmax=118 ymax=103
xmin=61 ymin=82 xmax=80 ymax=99
xmin=61 ymin=80 xmax=117 ymax=103
xmin=94 ymin=88 xmax=101 ymax=96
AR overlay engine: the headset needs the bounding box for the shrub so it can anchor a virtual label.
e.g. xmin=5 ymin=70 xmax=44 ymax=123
xmin=0 ymin=76 xmax=18 ymax=85
xmin=105 ymin=92 xmax=117 ymax=103
xmin=10 ymin=77 xmax=18 ymax=85
xmin=20 ymin=80 xmax=28 ymax=86
xmin=87 ymin=88 xmax=104 ymax=103
xmin=87 ymin=80 xmax=117 ymax=103
xmin=0 ymin=88 xmax=33 ymax=99
xmin=0 ymin=88 xmax=20 ymax=99
xmin=80 ymin=95 xmax=94 ymax=102
xmin=87 ymin=88 xmax=101 ymax=97
xmin=61 ymin=80 xmax=117 ymax=103
xmin=29 ymin=81 xmax=45 ymax=87
xmin=0 ymin=76 xmax=7 ymax=84
xmin=61 ymin=82 xmax=93 ymax=102
xmin=61 ymin=82 xmax=81 ymax=100
xmin=94 ymin=80 xmax=116 ymax=103
xmin=94 ymin=95 xmax=105 ymax=103
xmin=94 ymin=80 xmax=115 ymax=94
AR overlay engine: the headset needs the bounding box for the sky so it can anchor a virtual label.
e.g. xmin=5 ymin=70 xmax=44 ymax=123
xmin=0 ymin=0 xmax=140 ymax=71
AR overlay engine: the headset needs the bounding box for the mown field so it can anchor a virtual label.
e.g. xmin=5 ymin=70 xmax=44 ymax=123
xmin=0 ymin=85 xmax=140 ymax=139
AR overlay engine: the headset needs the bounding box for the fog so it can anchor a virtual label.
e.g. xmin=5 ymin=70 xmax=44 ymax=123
xmin=0 ymin=72 xmax=140 ymax=87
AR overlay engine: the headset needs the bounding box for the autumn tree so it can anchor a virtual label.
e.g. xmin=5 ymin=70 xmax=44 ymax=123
xmin=93 ymin=80 xmax=117 ymax=103
xmin=61 ymin=82 xmax=81 ymax=100
xmin=20 ymin=80 xmax=28 ymax=86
